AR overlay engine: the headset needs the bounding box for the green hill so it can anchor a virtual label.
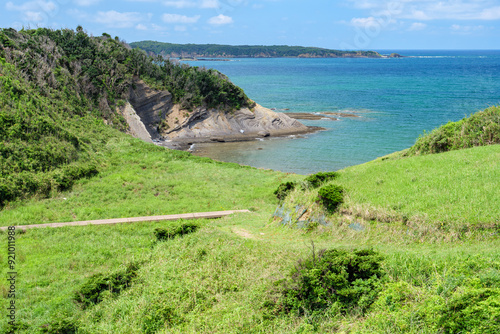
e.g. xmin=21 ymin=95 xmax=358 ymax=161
xmin=405 ymin=105 xmax=500 ymax=156
xmin=1 ymin=27 xmax=499 ymax=334
xmin=0 ymin=27 xmax=252 ymax=206
xmin=129 ymin=40 xmax=384 ymax=58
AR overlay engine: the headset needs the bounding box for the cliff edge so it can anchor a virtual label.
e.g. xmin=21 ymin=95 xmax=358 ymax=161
xmin=122 ymin=79 xmax=312 ymax=146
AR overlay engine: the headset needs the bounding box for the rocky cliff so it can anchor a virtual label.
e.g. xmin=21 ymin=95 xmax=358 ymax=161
xmin=122 ymin=79 xmax=311 ymax=145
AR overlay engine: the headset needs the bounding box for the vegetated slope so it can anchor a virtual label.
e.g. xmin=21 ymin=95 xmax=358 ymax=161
xmin=276 ymin=106 xmax=500 ymax=228
xmin=130 ymin=40 xmax=383 ymax=58
xmin=0 ymin=27 xmax=253 ymax=206
xmin=405 ymin=105 xmax=500 ymax=156
xmin=1 ymin=106 xmax=499 ymax=333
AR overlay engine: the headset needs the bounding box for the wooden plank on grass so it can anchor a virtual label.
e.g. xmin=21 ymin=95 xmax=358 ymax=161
xmin=0 ymin=210 xmax=251 ymax=231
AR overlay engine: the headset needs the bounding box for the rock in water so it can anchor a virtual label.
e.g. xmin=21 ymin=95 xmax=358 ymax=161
xmin=122 ymin=79 xmax=311 ymax=144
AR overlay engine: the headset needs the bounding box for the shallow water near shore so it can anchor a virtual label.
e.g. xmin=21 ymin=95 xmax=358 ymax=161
xmin=186 ymin=50 xmax=500 ymax=174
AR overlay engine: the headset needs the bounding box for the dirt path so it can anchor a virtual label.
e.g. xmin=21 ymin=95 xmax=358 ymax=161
xmin=232 ymin=227 xmax=255 ymax=239
xmin=0 ymin=210 xmax=250 ymax=231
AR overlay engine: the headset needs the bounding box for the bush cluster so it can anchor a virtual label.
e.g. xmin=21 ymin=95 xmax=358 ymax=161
xmin=39 ymin=316 xmax=78 ymax=334
xmin=275 ymin=248 xmax=385 ymax=316
xmin=304 ymin=171 xmax=338 ymax=188
xmin=406 ymin=105 xmax=500 ymax=155
xmin=74 ymin=262 xmax=140 ymax=309
xmin=437 ymin=288 xmax=500 ymax=333
xmin=318 ymin=184 xmax=344 ymax=213
xmin=142 ymin=299 xmax=181 ymax=334
xmin=274 ymin=181 xmax=296 ymax=201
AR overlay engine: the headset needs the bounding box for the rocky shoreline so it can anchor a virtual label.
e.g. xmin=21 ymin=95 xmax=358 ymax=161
xmin=120 ymin=79 xmax=321 ymax=151
xmin=157 ymin=125 xmax=325 ymax=151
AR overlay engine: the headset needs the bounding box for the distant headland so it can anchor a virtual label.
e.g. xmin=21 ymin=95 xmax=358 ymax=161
xmin=129 ymin=41 xmax=402 ymax=59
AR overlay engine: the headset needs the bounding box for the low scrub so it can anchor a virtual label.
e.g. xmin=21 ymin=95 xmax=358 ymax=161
xmin=274 ymin=181 xmax=296 ymax=201
xmin=154 ymin=221 xmax=199 ymax=241
xmin=274 ymin=248 xmax=385 ymax=316
xmin=304 ymin=171 xmax=338 ymax=188
xmin=318 ymin=184 xmax=344 ymax=213
xmin=39 ymin=316 xmax=78 ymax=334
xmin=74 ymin=262 xmax=140 ymax=309
xmin=406 ymin=105 xmax=500 ymax=155
xmin=437 ymin=288 xmax=500 ymax=333
xmin=142 ymin=299 xmax=182 ymax=334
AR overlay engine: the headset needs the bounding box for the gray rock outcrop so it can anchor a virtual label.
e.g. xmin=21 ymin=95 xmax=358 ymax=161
xmin=122 ymin=79 xmax=311 ymax=144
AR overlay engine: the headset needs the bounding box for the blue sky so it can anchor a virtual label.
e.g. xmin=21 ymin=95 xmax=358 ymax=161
xmin=2 ymin=0 xmax=500 ymax=49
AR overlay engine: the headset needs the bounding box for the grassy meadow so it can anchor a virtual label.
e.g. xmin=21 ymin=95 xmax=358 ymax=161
xmin=1 ymin=128 xmax=500 ymax=332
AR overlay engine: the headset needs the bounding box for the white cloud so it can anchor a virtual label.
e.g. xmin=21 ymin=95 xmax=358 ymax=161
xmin=136 ymin=23 xmax=148 ymax=30
xmin=5 ymin=1 xmax=57 ymax=23
xmin=478 ymin=6 xmax=500 ymax=20
xmin=6 ymin=1 xmax=57 ymax=13
xmin=208 ymin=14 xmax=233 ymax=25
xmin=352 ymin=0 xmax=500 ymax=21
xmin=95 ymin=10 xmax=145 ymax=28
xmin=162 ymin=13 xmax=200 ymax=23
xmin=350 ymin=16 xmax=379 ymax=28
xmin=163 ymin=0 xmax=218 ymax=8
xmin=408 ymin=22 xmax=427 ymax=31
xmin=163 ymin=0 xmax=195 ymax=8
xmin=451 ymin=24 xmax=485 ymax=33
xmin=350 ymin=16 xmax=396 ymax=28
xmin=73 ymin=0 xmax=101 ymax=6
xmin=200 ymin=0 xmax=218 ymax=8
xmin=24 ymin=11 xmax=44 ymax=22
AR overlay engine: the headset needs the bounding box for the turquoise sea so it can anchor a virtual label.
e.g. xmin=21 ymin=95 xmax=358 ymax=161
xmin=186 ymin=50 xmax=500 ymax=174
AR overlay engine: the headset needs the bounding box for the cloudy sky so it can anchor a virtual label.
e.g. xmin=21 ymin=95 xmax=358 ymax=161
xmin=2 ymin=0 xmax=500 ymax=49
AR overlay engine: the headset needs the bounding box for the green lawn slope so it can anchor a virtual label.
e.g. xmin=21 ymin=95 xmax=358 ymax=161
xmin=1 ymin=27 xmax=500 ymax=333
xmin=1 ymin=108 xmax=500 ymax=332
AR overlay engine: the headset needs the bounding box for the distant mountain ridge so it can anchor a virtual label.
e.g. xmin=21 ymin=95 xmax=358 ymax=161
xmin=129 ymin=41 xmax=393 ymax=58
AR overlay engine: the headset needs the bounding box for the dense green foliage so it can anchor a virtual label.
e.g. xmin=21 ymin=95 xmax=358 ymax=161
xmin=437 ymin=288 xmax=500 ymax=333
xmin=154 ymin=221 xmax=200 ymax=241
xmin=276 ymin=248 xmax=385 ymax=315
xmin=130 ymin=41 xmax=382 ymax=58
xmin=39 ymin=316 xmax=78 ymax=334
xmin=317 ymin=184 xmax=344 ymax=213
xmin=406 ymin=105 xmax=500 ymax=155
xmin=274 ymin=181 xmax=296 ymax=201
xmin=0 ymin=27 xmax=252 ymax=205
xmin=304 ymin=171 xmax=339 ymax=188
xmin=74 ymin=262 xmax=140 ymax=309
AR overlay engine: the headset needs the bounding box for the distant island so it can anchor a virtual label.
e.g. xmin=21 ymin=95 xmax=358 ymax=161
xmin=129 ymin=41 xmax=401 ymax=59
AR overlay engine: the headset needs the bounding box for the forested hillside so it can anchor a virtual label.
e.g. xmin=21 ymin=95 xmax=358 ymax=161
xmin=0 ymin=27 xmax=252 ymax=206
xmin=130 ymin=41 xmax=383 ymax=58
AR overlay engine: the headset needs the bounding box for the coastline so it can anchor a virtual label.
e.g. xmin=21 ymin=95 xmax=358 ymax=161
xmin=157 ymin=125 xmax=325 ymax=151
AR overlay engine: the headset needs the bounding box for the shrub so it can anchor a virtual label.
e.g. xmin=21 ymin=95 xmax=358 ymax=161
xmin=437 ymin=288 xmax=500 ymax=333
xmin=276 ymin=248 xmax=385 ymax=316
xmin=74 ymin=262 xmax=140 ymax=309
xmin=142 ymin=299 xmax=181 ymax=334
xmin=318 ymin=184 xmax=344 ymax=213
xmin=39 ymin=316 xmax=78 ymax=334
xmin=274 ymin=181 xmax=296 ymax=201
xmin=154 ymin=222 xmax=199 ymax=241
xmin=406 ymin=105 xmax=500 ymax=156
xmin=304 ymin=172 xmax=339 ymax=188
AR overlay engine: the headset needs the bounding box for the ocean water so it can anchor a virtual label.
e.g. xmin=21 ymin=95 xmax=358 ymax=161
xmin=185 ymin=50 xmax=500 ymax=174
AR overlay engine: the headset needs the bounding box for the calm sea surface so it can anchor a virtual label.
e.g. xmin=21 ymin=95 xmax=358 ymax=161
xmin=185 ymin=50 xmax=500 ymax=174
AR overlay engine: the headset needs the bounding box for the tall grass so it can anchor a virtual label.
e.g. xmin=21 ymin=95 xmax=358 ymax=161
xmin=337 ymin=144 xmax=500 ymax=226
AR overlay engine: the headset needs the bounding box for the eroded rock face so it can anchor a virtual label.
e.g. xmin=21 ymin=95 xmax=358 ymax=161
xmin=125 ymin=79 xmax=309 ymax=143
xmin=128 ymin=79 xmax=172 ymax=140
xmin=162 ymin=104 xmax=308 ymax=139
